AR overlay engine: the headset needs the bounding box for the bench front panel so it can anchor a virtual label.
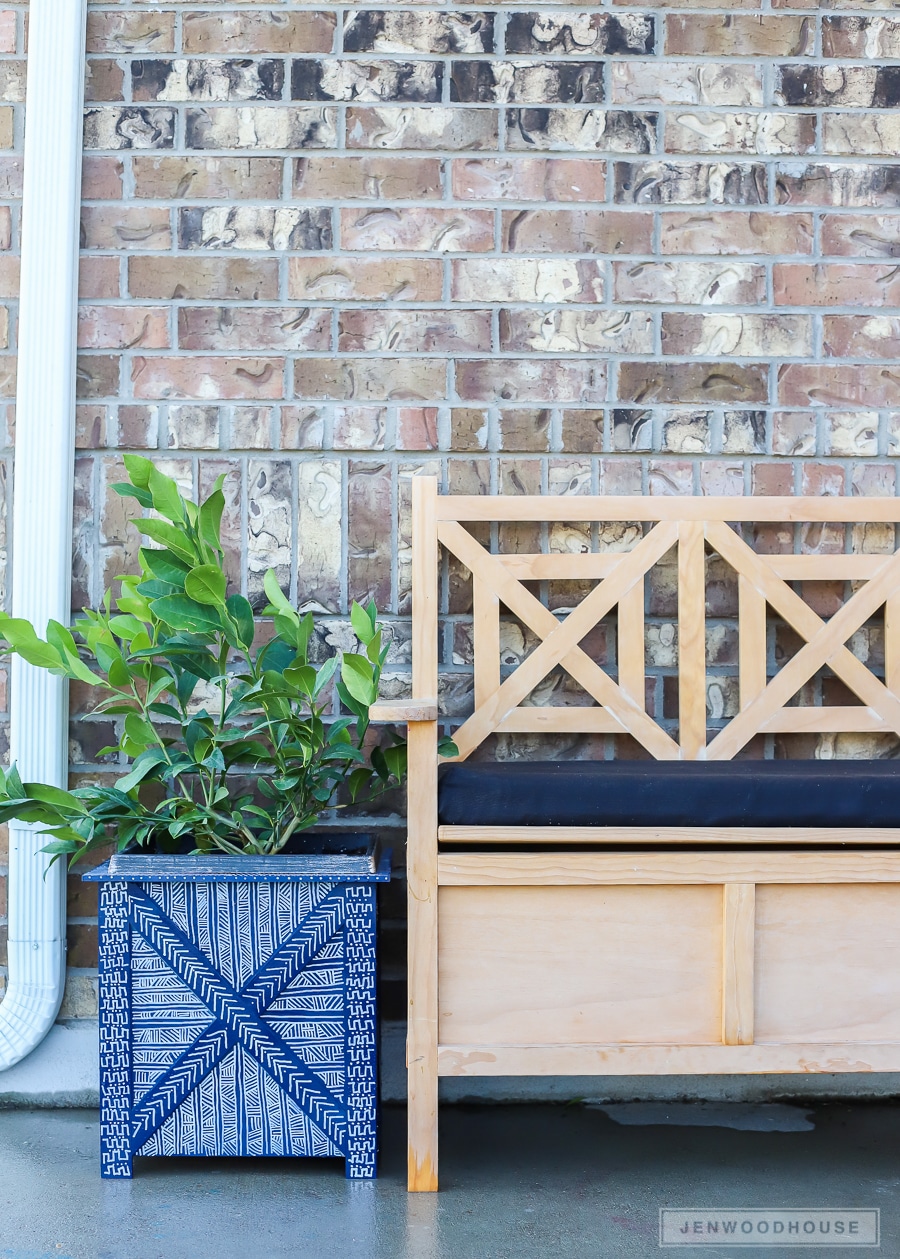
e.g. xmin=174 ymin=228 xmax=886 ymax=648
xmin=755 ymin=883 xmax=900 ymax=1043
xmin=437 ymin=875 xmax=900 ymax=1060
xmin=438 ymin=885 xmax=723 ymax=1046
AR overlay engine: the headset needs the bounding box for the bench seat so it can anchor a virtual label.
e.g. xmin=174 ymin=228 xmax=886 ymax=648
xmin=438 ymin=760 xmax=900 ymax=830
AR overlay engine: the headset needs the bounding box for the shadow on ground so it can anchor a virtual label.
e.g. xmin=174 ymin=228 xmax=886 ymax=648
xmin=0 ymin=1102 xmax=898 ymax=1258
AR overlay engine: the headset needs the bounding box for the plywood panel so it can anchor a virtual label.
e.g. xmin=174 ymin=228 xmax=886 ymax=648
xmin=438 ymin=885 xmax=722 ymax=1046
xmin=755 ymin=884 xmax=900 ymax=1043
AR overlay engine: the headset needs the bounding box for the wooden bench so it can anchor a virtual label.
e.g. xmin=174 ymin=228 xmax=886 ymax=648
xmin=372 ymin=478 xmax=900 ymax=1192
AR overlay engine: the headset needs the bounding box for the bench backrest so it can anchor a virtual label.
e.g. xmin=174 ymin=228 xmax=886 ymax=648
xmin=412 ymin=477 xmax=900 ymax=762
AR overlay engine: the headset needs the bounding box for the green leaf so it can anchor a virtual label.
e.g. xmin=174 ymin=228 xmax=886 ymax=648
xmin=133 ymin=519 xmax=195 ymax=564
xmin=226 ymin=594 xmax=254 ymax=651
xmin=124 ymin=713 xmax=157 ymax=749
xmin=6 ymin=764 xmax=24 ymax=799
xmin=313 ymin=654 xmax=339 ymax=698
xmin=351 ymin=601 xmax=376 ymax=646
xmin=336 ymin=680 xmax=366 ymax=722
xmin=116 ymin=748 xmax=168 ymax=794
xmin=148 ymin=702 xmax=182 ymax=721
xmin=123 ymin=454 xmax=154 ymax=490
xmin=135 ymin=579 xmax=178 ymax=600
xmin=283 ymin=663 xmax=316 ymax=695
xmin=44 ymin=621 xmax=97 ymax=685
xmin=346 ymin=766 xmax=372 ymax=802
xmin=176 ymin=670 xmax=199 ymax=708
xmin=263 ymin=569 xmax=295 ymax=619
xmin=0 ymin=616 xmax=65 ymax=673
xmin=273 ymin=612 xmax=302 ymax=649
xmin=438 ymin=736 xmax=459 ymax=759
xmin=184 ymin=565 xmax=227 ymax=608
xmin=199 ymin=476 xmax=226 ymax=555
xmin=22 ymin=782 xmax=85 ymax=813
xmin=40 ymin=840 xmax=78 ymax=858
xmin=140 ymin=548 xmax=189 ymax=586
xmin=150 ymin=595 xmax=221 ymax=636
xmin=201 ymin=747 xmax=226 ymax=774
xmin=109 ymin=614 xmax=147 ymax=642
xmin=383 ymin=744 xmax=407 ymax=780
xmin=111 ymin=483 xmax=153 ymax=509
xmin=341 ymin=652 xmax=376 ymax=707
xmin=365 ymin=629 xmax=383 ymax=666
xmin=148 ymin=465 xmax=186 ymax=524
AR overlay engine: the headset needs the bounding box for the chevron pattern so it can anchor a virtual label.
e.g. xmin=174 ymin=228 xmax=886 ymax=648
xmin=98 ymin=876 xmax=379 ymax=1178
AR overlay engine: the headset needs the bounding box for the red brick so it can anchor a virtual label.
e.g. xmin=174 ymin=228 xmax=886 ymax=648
xmin=337 ymin=309 xmax=491 ymax=354
xmin=86 ymin=11 xmax=175 ymax=54
xmin=455 ymin=360 xmax=606 ymax=404
xmin=347 ymin=106 xmax=498 ymax=151
xmin=348 ymin=460 xmax=392 ymax=609
xmin=615 ymin=261 xmax=765 ymax=305
xmin=183 ymin=12 xmax=336 ymax=55
xmin=820 ymin=214 xmax=900 ymax=258
xmin=289 ymin=256 xmax=443 ymax=302
xmin=178 ymin=306 xmax=331 ymax=352
xmin=133 ymin=156 xmax=283 ymax=201
xmin=823 ymin=316 xmax=900 ymax=359
xmin=132 ymin=356 xmax=285 ymax=401
xmin=85 ymin=59 xmax=125 ymax=104
xmin=78 ymin=306 xmax=170 ymax=351
xmin=453 ymin=157 xmax=607 ymax=202
xmin=502 ymin=208 xmax=652 ymax=254
xmin=661 ymin=313 xmax=812 ymax=358
xmin=341 ymin=207 xmax=493 ymax=253
xmin=752 ymin=462 xmax=795 ymax=496
xmin=0 ymin=157 xmax=22 ymax=199
xmin=618 ymin=361 xmax=768 ymax=405
xmin=397 ymin=408 xmax=439 ymax=451
xmin=772 ymin=411 xmax=816 ymax=457
xmin=81 ymin=206 xmax=171 ymax=251
xmin=294 ymin=156 xmax=442 ymax=201
xmin=129 ymin=257 xmax=278 ymax=300
xmin=0 ymin=11 xmax=14 ymax=54
xmin=501 ymin=309 xmax=653 ymax=355
xmin=665 ymin=15 xmax=813 ymax=57
xmin=778 ymin=364 xmax=900 ymax=408
xmin=78 ymin=257 xmax=120 ymax=300
xmin=82 ymin=156 xmax=124 ymax=201
xmin=665 ymin=112 xmax=815 ymax=156
xmin=774 ymin=264 xmax=900 ymax=307
xmin=295 ymin=358 xmax=447 ymax=401
xmin=452 ymin=257 xmax=604 ymax=304
xmin=660 ymin=211 xmax=812 ymax=255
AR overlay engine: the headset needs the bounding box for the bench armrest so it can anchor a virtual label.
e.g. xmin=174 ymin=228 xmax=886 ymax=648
xmin=369 ymin=699 xmax=438 ymax=723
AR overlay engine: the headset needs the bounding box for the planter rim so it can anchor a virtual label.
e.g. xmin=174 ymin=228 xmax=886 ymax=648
xmin=84 ymin=850 xmax=391 ymax=884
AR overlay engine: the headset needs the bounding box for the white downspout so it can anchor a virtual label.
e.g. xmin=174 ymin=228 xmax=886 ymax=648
xmin=0 ymin=0 xmax=88 ymax=1068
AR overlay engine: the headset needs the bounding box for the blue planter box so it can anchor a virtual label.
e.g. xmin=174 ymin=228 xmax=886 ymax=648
xmin=84 ymin=843 xmax=390 ymax=1180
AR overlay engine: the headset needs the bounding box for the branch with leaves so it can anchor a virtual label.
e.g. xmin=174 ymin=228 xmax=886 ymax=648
xmin=0 ymin=455 xmax=441 ymax=864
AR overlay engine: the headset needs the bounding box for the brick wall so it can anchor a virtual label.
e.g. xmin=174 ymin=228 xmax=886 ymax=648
xmin=0 ymin=0 xmax=899 ymax=1022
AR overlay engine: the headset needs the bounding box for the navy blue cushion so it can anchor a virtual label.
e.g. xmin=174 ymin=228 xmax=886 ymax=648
xmin=437 ymin=760 xmax=900 ymax=828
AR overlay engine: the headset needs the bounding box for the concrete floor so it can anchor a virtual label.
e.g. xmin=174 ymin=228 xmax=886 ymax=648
xmin=0 ymin=1103 xmax=898 ymax=1259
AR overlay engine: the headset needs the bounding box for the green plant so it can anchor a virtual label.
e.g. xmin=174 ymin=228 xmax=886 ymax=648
xmin=0 ymin=455 xmax=432 ymax=863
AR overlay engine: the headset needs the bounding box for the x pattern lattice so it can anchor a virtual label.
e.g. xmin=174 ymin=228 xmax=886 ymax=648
xmin=438 ymin=510 xmax=900 ymax=762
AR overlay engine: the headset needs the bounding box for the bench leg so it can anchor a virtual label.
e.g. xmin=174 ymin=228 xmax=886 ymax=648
xmin=406 ymin=720 xmax=439 ymax=1191
xmin=407 ymin=878 xmax=439 ymax=1191
xmin=406 ymin=479 xmax=440 ymax=1192
xmin=408 ymin=1032 xmax=438 ymax=1192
